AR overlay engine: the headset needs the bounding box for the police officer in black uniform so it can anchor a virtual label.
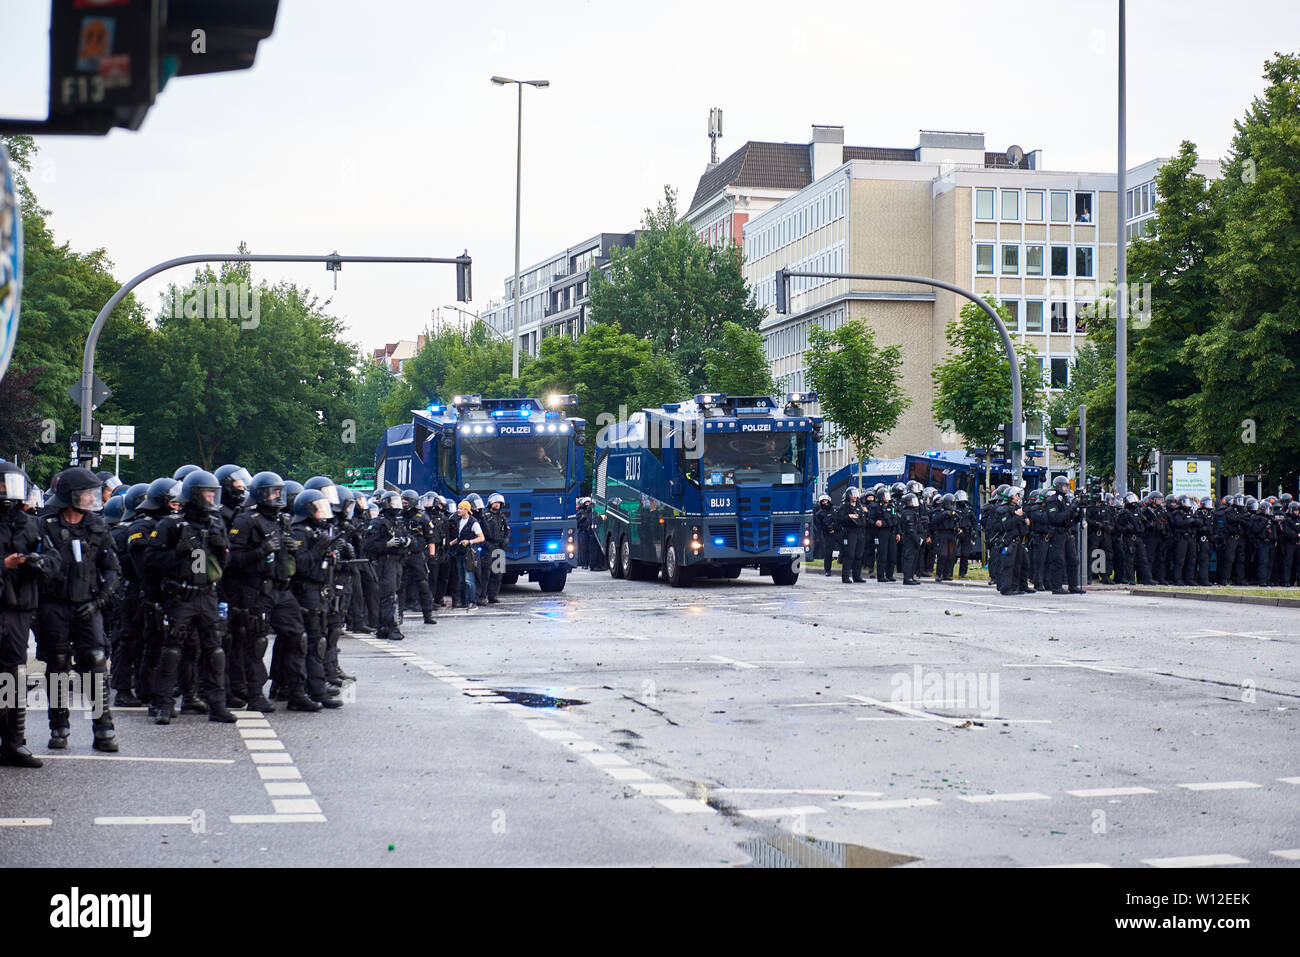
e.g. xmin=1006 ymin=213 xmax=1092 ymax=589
xmin=363 ymin=491 xmax=411 ymax=640
xmin=126 ymin=478 xmax=179 ymax=712
xmin=398 ymin=489 xmax=437 ymax=623
xmin=290 ymin=489 xmax=344 ymax=709
xmin=215 ymin=464 xmax=254 ymax=708
xmin=932 ymin=493 xmax=958 ymax=581
xmin=899 ymin=492 xmax=925 ymax=585
xmin=836 ymin=487 xmax=865 ymax=583
xmin=480 ymin=493 xmax=510 ymax=604
xmin=0 ymin=462 xmax=60 ymax=767
xmin=812 ymin=493 xmax=834 ymax=575
xmin=38 ymin=467 xmax=121 ymax=752
xmin=143 ymin=469 xmax=237 ymax=724
xmin=874 ymin=488 xmax=899 ymax=582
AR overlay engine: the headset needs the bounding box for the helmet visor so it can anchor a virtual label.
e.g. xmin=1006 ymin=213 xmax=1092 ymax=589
xmin=318 ymin=484 xmax=340 ymax=506
xmin=195 ymin=486 xmax=223 ymax=510
xmin=255 ymin=485 xmax=285 ymax=508
xmin=0 ymin=472 xmax=27 ymax=502
xmin=72 ymin=486 xmax=103 ymax=512
xmin=308 ymin=499 xmax=332 ymax=522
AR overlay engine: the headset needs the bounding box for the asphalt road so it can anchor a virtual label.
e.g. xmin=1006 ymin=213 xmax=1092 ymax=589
xmin=3 ymin=565 xmax=1298 ymax=868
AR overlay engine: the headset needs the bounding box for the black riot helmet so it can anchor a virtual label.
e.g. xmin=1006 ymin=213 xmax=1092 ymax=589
xmin=283 ymin=480 xmax=304 ymax=513
xmin=178 ymin=469 xmax=222 ymax=514
xmin=292 ymin=488 xmax=332 ymax=525
xmin=902 ymin=493 xmax=919 ymax=508
xmin=123 ymin=482 xmax=149 ymax=520
xmin=51 ymin=467 xmax=104 ymax=513
xmin=1052 ymin=475 xmax=1070 ymax=493
xmin=400 ymin=489 xmax=420 ymax=510
xmin=141 ymin=477 xmax=182 ymax=513
xmin=104 ymin=496 xmax=125 ymax=525
xmin=817 ymin=493 xmax=831 ymax=505
xmin=842 ymin=486 xmax=858 ymax=505
xmin=0 ymin=461 xmax=30 ymax=515
xmin=1246 ymin=497 xmax=1260 ymax=512
xmin=304 ymin=476 xmax=340 ymax=508
xmin=890 ymin=482 xmax=906 ymax=496
xmin=954 ymin=490 xmax=968 ymax=504
xmin=95 ymin=471 xmax=122 ymax=496
xmin=248 ymin=471 xmax=286 ymax=512
xmin=173 ymin=464 xmax=201 ymax=481
xmin=379 ymin=490 xmax=401 ymax=513
xmin=940 ymin=492 xmax=955 ymax=506
xmin=215 ymin=465 xmax=254 ymax=508
xmin=1125 ymin=492 xmax=1140 ymax=506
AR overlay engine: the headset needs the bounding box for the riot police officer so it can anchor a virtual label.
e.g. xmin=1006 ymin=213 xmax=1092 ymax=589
xmin=229 ymin=472 xmax=317 ymax=712
xmin=480 ymin=493 xmax=510 ymax=604
xmin=215 ymin=464 xmax=254 ymax=708
xmin=290 ymin=489 xmax=344 ymax=708
xmin=933 ymin=493 xmax=959 ymax=581
xmin=363 ymin=491 xmax=411 ymax=640
xmin=127 ymin=478 xmax=179 ymax=714
xmin=812 ymin=493 xmax=836 ymax=576
xmin=995 ymin=486 xmax=1030 ymax=595
xmin=38 ymin=467 xmax=121 ymax=752
xmin=398 ymin=489 xmax=436 ymax=623
xmin=953 ymin=490 xmax=975 ymax=578
xmin=899 ymin=493 xmax=925 ymax=585
xmin=836 ymin=487 xmax=865 ymax=583
xmin=0 ymin=462 xmax=60 ymax=767
xmin=143 ymin=469 xmax=236 ymax=724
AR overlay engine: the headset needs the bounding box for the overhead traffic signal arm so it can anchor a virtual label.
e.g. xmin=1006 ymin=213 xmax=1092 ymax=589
xmin=1051 ymin=424 xmax=1079 ymax=457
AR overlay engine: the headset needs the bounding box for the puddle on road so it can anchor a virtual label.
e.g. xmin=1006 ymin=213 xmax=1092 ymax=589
xmin=742 ymin=834 xmax=919 ymax=868
xmin=490 ymin=688 xmax=587 ymax=710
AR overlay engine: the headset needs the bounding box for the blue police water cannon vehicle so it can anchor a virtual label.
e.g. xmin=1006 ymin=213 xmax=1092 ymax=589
xmin=591 ymin=392 xmax=822 ymax=587
xmin=375 ymin=393 xmax=586 ymax=592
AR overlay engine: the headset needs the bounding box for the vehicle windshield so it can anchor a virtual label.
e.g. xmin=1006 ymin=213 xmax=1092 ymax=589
xmin=689 ymin=432 xmax=805 ymax=487
xmin=458 ymin=434 xmax=569 ymax=491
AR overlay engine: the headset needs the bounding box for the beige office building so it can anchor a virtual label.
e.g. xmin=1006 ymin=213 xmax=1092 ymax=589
xmin=725 ymin=127 xmax=1122 ymax=485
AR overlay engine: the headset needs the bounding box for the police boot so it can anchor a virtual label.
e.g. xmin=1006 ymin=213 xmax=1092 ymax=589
xmin=270 ymin=684 xmax=289 ymax=701
xmin=114 ymin=690 xmax=144 ymax=708
xmin=245 ymin=693 xmax=276 ymax=713
xmin=0 ymin=707 xmax=43 ymax=768
xmin=47 ymin=704 xmax=71 ymax=750
xmin=423 ymin=611 xmax=437 ymax=624
xmin=287 ymin=691 xmax=324 ymax=712
xmin=181 ymin=695 xmax=208 ymax=714
xmin=227 ymin=692 xmax=248 ymax=709
xmin=313 ymin=692 xmax=343 ymax=709
xmin=208 ymin=703 xmax=237 ymax=723
xmin=92 ymin=710 xmax=119 ymax=753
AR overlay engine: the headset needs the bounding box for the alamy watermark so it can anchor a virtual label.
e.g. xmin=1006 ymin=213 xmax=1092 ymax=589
xmin=170 ymin=281 xmax=259 ymax=329
xmin=889 ymin=664 xmax=1000 ymax=718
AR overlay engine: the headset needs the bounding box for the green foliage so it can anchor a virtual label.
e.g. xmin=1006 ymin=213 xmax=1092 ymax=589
xmin=702 ymin=321 xmax=775 ymax=397
xmin=351 ymin=360 xmax=399 ymax=466
xmin=519 ymin=322 xmax=686 ymax=478
xmin=1045 ymin=341 xmax=1116 ymax=477
xmin=588 ymin=185 xmax=764 ymax=391
xmin=1180 ymin=53 xmax=1300 ymax=483
xmin=930 ymin=297 xmax=1044 ymax=450
xmin=804 ymin=319 xmax=910 ymax=470
xmin=381 ymin=323 xmax=523 ymax=427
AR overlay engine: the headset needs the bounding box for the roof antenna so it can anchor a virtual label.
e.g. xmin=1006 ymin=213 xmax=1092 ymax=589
xmin=707 ymin=107 xmax=723 ymax=171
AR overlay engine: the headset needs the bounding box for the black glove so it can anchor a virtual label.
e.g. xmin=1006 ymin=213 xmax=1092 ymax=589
xmin=75 ymin=601 xmax=97 ymax=621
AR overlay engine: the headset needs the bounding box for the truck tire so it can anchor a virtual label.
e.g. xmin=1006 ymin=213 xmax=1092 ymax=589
xmin=608 ymin=536 xmax=624 ymax=579
xmin=539 ymin=570 xmax=567 ymax=593
xmin=665 ymin=539 xmax=693 ymax=588
xmin=620 ymin=537 xmax=636 ymax=580
xmin=771 ymin=562 xmax=799 ymax=586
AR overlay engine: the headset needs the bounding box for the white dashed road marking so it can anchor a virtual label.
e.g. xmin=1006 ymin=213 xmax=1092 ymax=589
xmin=837 ymin=798 xmax=941 ymax=811
xmin=959 ymin=792 xmax=1052 ymax=804
xmin=1177 ymin=781 xmax=1262 ymax=792
xmin=0 ymin=818 xmax=53 ymax=826
xmin=738 ymin=806 xmax=826 ymax=819
xmin=1142 ymin=854 xmax=1250 ymax=868
xmin=1065 ymin=787 xmax=1158 ymax=797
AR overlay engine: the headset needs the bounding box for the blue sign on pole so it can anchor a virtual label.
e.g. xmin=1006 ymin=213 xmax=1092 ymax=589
xmin=0 ymin=143 xmax=22 ymax=385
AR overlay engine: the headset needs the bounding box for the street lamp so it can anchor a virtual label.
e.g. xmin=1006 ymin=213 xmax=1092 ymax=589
xmin=491 ymin=75 xmax=549 ymax=380
xmin=443 ymin=303 xmax=507 ymax=342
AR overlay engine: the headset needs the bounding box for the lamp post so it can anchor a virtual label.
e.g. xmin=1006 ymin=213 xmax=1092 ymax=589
xmin=491 ymin=75 xmax=549 ymax=381
xmin=1115 ymin=0 xmax=1128 ymax=492
xmin=442 ymin=303 xmax=507 ymax=342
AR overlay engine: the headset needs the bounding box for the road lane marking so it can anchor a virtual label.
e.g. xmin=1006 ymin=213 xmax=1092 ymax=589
xmin=838 ymin=798 xmax=941 ymax=810
xmin=242 ymin=739 xmax=285 ymax=750
xmin=845 ymin=694 xmax=975 ymax=727
xmin=604 ymin=767 xmax=655 ymax=782
xmin=943 ymin=598 xmax=1060 ymax=614
xmin=229 ymin=814 xmax=328 ymax=824
xmin=250 ymin=753 xmax=293 ymax=764
xmin=236 ymin=718 xmax=271 ymax=728
xmin=1271 ymin=849 xmax=1300 ymax=861
xmin=39 ymin=754 xmax=236 ymax=764
xmin=238 ymin=728 xmax=277 ymax=739
xmin=271 ymin=798 xmax=322 ymax=814
xmin=656 ymin=798 xmax=716 ymax=814
xmin=716 ymin=788 xmax=885 ymax=797
xmin=0 ymin=818 xmax=52 ymax=826
xmin=1037 ymin=862 xmax=1112 ymax=868
xmin=1143 ymin=854 xmax=1249 ymax=868
xmin=627 ymin=782 xmax=684 ymax=797
xmin=264 ymin=782 xmax=312 ymax=796
xmin=94 ymin=816 xmax=197 ymax=825
xmin=738 ymin=806 xmax=826 ymax=819
xmin=959 ymin=793 xmax=1052 ymax=803
xmin=1065 ymin=787 xmax=1157 ymax=797
xmin=257 ymin=766 xmax=302 ymax=780
xmin=583 ymin=752 xmax=631 ymax=767
xmin=1177 ymin=781 xmax=1262 ymax=791
xmin=1278 ymin=777 xmax=1300 ymax=785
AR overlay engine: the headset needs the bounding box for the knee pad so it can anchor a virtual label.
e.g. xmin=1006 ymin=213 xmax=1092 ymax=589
xmin=315 ymin=637 xmax=326 ymax=659
xmin=47 ymin=653 xmax=71 ymax=674
xmin=86 ymin=648 xmax=108 ymax=673
xmin=298 ymin=632 xmax=309 ymax=655
xmin=158 ymin=645 xmax=182 ymax=674
xmin=208 ymin=647 xmax=226 ymax=676
xmin=252 ymin=635 xmax=269 ymax=660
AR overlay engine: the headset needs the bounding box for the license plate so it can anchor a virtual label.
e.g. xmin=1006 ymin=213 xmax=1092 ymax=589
xmin=538 ymin=553 xmax=566 ymax=562
xmin=779 ymin=546 xmax=804 ymax=556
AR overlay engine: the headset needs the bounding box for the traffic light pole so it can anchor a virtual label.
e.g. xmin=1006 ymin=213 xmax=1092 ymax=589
xmin=78 ymin=251 xmax=472 ymax=447
xmin=775 ymin=269 xmax=1024 ymax=483
xmin=1079 ymin=403 xmax=1087 ymax=590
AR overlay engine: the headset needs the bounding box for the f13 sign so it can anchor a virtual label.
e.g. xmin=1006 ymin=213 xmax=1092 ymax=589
xmin=0 ymin=143 xmax=22 ymax=385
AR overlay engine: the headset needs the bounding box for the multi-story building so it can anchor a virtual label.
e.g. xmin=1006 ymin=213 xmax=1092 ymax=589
xmin=372 ymin=335 xmax=427 ymax=374
xmin=1124 ymin=155 xmax=1222 ymax=240
xmin=481 ymin=231 xmax=637 ymax=358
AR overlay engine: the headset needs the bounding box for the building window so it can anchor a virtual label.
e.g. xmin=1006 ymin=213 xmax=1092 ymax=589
xmin=1050 ymin=191 xmax=1069 ymax=222
xmin=1001 ymin=189 xmax=1020 ymax=220
xmin=1025 ymin=245 xmax=1044 ymax=276
xmin=1075 ymin=193 xmax=1093 ymax=223
xmin=1051 ymin=246 xmax=1070 ymax=276
xmin=1026 ymin=300 xmax=1044 ymax=331
xmin=1050 ymin=357 xmax=1070 ymax=389
xmin=975 ymin=189 xmax=995 ymax=220
xmin=1126 ymin=188 xmax=1133 ymax=220
xmin=1026 ymin=190 xmax=1044 ymax=221
xmin=1050 ymin=301 xmax=1069 ymax=333
xmin=1075 ymin=246 xmax=1094 ymax=277
xmin=1001 ymin=245 xmax=1019 ymax=274
xmin=1074 ymin=300 xmax=1091 ymax=333
xmin=1003 ymin=300 xmax=1019 ymax=330
xmin=975 ymin=244 xmax=994 ymax=274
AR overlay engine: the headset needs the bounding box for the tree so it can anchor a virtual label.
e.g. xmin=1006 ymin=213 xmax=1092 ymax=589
xmin=588 ymin=185 xmax=764 ymax=391
xmin=520 ymin=322 xmax=686 ymax=478
xmin=381 ymin=323 xmax=523 ymax=427
xmin=1044 ymin=340 xmax=1116 ymax=479
xmin=803 ymin=319 xmax=910 ymax=482
xmin=1182 ymin=53 xmax=1300 ymax=485
xmin=930 ymin=297 xmax=1044 ymax=451
xmin=702 ymin=321 xmax=775 ymax=397
xmin=351 ymin=360 xmax=398 ymax=467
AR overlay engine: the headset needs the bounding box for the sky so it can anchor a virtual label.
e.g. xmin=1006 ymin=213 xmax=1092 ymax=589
xmin=4 ymin=0 xmax=1297 ymax=354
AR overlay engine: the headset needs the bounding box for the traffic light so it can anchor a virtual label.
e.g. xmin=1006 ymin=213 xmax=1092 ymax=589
xmin=456 ymin=252 xmax=472 ymax=303
xmin=1051 ymin=425 xmax=1078 ymax=457
xmin=774 ymin=268 xmax=789 ymax=314
xmin=2 ymin=0 xmax=280 ymax=136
